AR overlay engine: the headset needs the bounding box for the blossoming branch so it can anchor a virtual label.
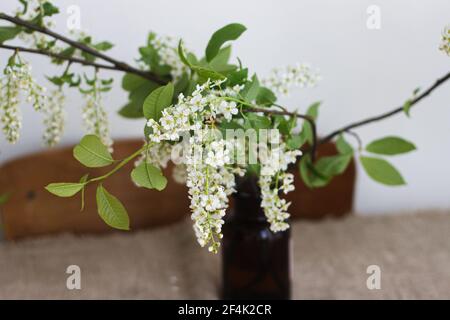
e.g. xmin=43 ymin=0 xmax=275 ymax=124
xmin=1 ymin=0 xmax=449 ymax=253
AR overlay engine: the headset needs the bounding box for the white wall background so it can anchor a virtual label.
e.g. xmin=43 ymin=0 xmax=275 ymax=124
xmin=1 ymin=0 xmax=449 ymax=214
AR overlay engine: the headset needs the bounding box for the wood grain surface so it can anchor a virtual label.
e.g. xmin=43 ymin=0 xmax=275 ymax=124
xmin=0 ymin=139 xmax=355 ymax=240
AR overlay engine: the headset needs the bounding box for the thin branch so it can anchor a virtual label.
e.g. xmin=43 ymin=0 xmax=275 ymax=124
xmin=0 ymin=44 xmax=122 ymax=71
xmin=0 ymin=12 xmax=167 ymax=84
xmin=319 ymin=71 xmax=450 ymax=145
xmin=345 ymin=130 xmax=363 ymax=151
xmin=246 ymin=106 xmax=318 ymax=160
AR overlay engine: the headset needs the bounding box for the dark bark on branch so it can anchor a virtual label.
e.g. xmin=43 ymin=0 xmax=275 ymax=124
xmin=0 ymin=44 xmax=122 ymax=71
xmin=0 ymin=12 xmax=167 ymax=84
xmin=319 ymin=71 xmax=450 ymax=145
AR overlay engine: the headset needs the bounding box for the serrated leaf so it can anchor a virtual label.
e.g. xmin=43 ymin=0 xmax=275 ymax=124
xmin=45 ymin=182 xmax=85 ymax=197
xmin=131 ymin=162 xmax=168 ymax=191
xmin=96 ymin=185 xmax=130 ymax=230
xmin=360 ymin=156 xmax=406 ymax=186
xmin=143 ymin=83 xmax=174 ymax=121
xmin=73 ymin=135 xmax=114 ymax=168
xmin=205 ymin=23 xmax=247 ymax=62
xmin=366 ymin=136 xmax=416 ymax=155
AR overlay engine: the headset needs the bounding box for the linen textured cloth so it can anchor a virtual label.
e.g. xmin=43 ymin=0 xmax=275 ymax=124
xmin=0 ymin=211 xmax=449 ymax=299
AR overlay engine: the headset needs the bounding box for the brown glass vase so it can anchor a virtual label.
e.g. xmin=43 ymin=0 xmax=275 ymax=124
xmin=222 ymin=176 xmax=291 ymax=300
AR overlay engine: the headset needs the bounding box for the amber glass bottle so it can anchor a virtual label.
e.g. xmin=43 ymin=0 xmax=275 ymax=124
xmin=222 ymin=176 xmax=291 ymax=300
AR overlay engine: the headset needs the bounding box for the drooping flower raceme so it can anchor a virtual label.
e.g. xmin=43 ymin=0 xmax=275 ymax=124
xmin=259 ymin=142 xmax=301 ymax=232
xmin=42 ymin=88 xmax=65 ymax=147
xmin=146 ymin=80 xmax=246 ymax=252
xmin=0 ymin=55 xmax=47 ymax=144
xmin=81 ymin=77 xmax=113 ymax=151
xmin=262 ymin=63 xmax=321 ymax=96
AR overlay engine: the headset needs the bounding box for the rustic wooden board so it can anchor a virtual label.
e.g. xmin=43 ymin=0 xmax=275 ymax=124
xmin=0 ymin=140 xmax=354 ymax=240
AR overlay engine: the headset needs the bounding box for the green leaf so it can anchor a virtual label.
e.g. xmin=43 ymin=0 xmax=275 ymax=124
xmin=360 ymin=156 xmax=406 ymax=186
xmin=366 ymin=136 xmax=416 ymax=155
xmin=131 ymin=162 xmax=168 ymax=191
xmin=143 ymin=83 xmax=174 ymax=121
xmin=45 ymin=182 xmax=85 ymax=198
xmin=403 ymin=87 xmax=420 ymax=117
xmin=209 ymin=45 xmax=232 ymax=71
xmin=120 ymin=80 xmax=160 ymax=118
xmin=242 ymin=74 xmax=260 ymax=102
xmin=256 ymin=87 xmax=277 ymax=106
xmin=0 ymin=26 xmax=22 ymax=44
xmin=403 ymin=99 xmax=413 ymax=117
xmin=226 ymin=68 xmax=248 ymax=86
xmin=205 ymin=23 xmax=247 ymax=62
xmin=118 ymin=102 xmax=144 ymax=118
xmin=286 ymin=134 xmax=306 ymax=150
xmin=42 ymin=2 xmax=59 ymax=16
xmin=336 ymin=134 xmax=353 ymax=154
xmin=178 ymin=40 xmax=192 ymax=68
xmin=300 ymin=101 xmax=321 ymax=144
xmin=299 ymin=155 xmax=330 ymax=188
xmin=96 ymin=185 xmax=130 ymax=230
xmin=94 ymin=41 xmax=114 ymax=51
xmin=306 ymin=101 xmax=321 ymax=119
xmin=73 ymin=135 xmax=114 ymax=168
xmin=192 ymin=66 xmax=226 ymax=82
xmin=122 ymin=73 xmax=147 ymax=91
xmin=315 ymin=154 xmax=352 ymax=177
xmin=245 ymin=113 xmax=271 ymax=129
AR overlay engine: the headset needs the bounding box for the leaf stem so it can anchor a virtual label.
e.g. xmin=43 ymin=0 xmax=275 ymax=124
xmin=90 ymin=144 xmax=148 ymax=183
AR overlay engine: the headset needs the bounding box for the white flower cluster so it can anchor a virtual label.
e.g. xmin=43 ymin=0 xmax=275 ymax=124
xmin=263 ymin=63 xmax=321 ymax=96
xmin=146 ymin=80 xmax=245 ymax=252
xmin=81 ymin=80 xmax=112 ymax=150
xmin=259 ymin=143 xmax=301 ymax=232
xmin=0 ymin=56 xmax=47 ymax=143
xmin=42 ymin=88 xmax=65 ymax=147
xmin=440 ymin=26 xmax=450 ymax=56
xmin=186 ymin=149 xmax=231 ymax=253
xmin=149 ymin=34 xmax=188 ymax=82
xmin=146 ymin=80 xmax=240 ymax=144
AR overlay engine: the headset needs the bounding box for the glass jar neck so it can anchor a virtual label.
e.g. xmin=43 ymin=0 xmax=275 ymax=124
xmin=232 ymin=175 xmax=266 ymax=222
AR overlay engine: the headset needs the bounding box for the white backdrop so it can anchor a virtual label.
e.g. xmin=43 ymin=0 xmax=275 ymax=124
xmin=1 ymin=0 xmax=450 ymax=214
